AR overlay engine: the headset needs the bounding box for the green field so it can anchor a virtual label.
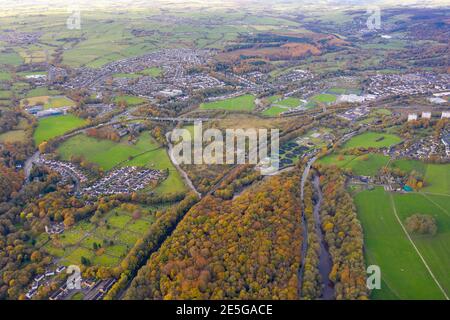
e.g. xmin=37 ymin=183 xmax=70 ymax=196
xmin=114 ymin=95 xmax=147 ymax=106
xmin=0 ymin=90 xmax=12 ymax=99
xmin=57 ymin=131 xmax=160 ymax=170
xmin=354 ymin=187 xmax=448 ymax=299
xmin=318 ymin=153 xmax=390 ymax=176
xmin=389 ymin=159 xmax=427 ymax=176
xmin=26 ymin=87 xmax=61 ymax=98
xmin=34 ymin=114 xmax=88 ymax=145
xmin=392 ymin=192 xmax=450 ymax=297
xmin=276 ymin=97 xmax=301 ymax=108
xmin=44 ymin=96 xmax=75 ymax=109
xmin=200 ymin=94 xmax=255 ymax=111
xmin=0 ymin=50 xmax=23 ymax=66
xmin=311 ymin=93 xmax=337 ymax=103
xmin=57 ymin=131 xmax=186 ymax=194
xmin=343 ymin=132 xmax=402 ymax=149
xmin=327 ymin=87 xmax=347 ymax=94
xmin=262 ymin=105 xmax=287 ymax=116
xmin=422 ymin=164 xmax=450 ymax=195
xmin=0 ymin=71 xmax=12 ymax=81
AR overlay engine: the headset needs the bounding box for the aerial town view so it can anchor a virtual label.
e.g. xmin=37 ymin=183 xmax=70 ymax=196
xmin=0 ymin=0 xmax=449 ymax=309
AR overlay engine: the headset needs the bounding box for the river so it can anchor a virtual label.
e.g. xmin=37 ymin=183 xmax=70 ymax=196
xmin=312 ymin=174 xmax=334 ymax=300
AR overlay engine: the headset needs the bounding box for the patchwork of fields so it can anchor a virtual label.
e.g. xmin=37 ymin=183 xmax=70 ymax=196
xmin=354 ymin=161 xmax=450 ymax=300
xmin=42 ymin=205 xmax=159 ymax=267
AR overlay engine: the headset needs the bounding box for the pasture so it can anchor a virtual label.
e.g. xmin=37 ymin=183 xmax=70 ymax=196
xmin=310 ymin=93 xmax=337 ymax=103
xmin=317 ymin=153 xmax=390 ymax=176
xmin=276 ymin=97 xmax=301 ymax=107
xmin=0 ymin=50 xmax=23 ymax=66
xmin=34 ymin=114 xmax=88 ymax=145
xmin=114 ymin=95 xmax=147 ymax=106
xmin=422 ymin=164 xmax=450 ymax=195
xmin=262 ymin=105 xmax=287 ymax=116
xmin=354 ymin=187 xmax=447 ymax=299
xmin=57 ymin=131 xmax=160 ymax=170
xmin=21 ymin=95 xmax=75 ymax=109
xmin=392 ymin=192 xmax=450 ymax=297
xmin=342 ymin=132 xmax=402 ymax=149
xmin=200 ymin=94 xmax=255 ymax=111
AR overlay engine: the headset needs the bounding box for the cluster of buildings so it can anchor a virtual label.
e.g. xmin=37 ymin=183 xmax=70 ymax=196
xmin=338 ymin=106 xmax=371 ymax=121
xmin=407 ymin=111 xmax=450 ymax=121
xmin=83 ymin=166 xmax=164 ymax=196
xmin=277 ymin=69 xmax=314 ymax=83
xmin=44 ymin=222 xmax=65 ymax=235
xmin=336 ymin=94 xmax=376 ymax=104
xmin=25 ymin=265 xmax=66 ymax=299
xmin=63 ymin=49 xmax=215 ymax=99
xmin=367 ymin=73 xmax=450 ymax=97
xmin=49 ymin=278 xmax=116 ymax=301
xmin=0 ymin=31 xmax=41 ymax=45
xmin=111 ymin=122 xmax=145 ymax=138
xmin=38 ymin=158 xmax=88 ymax=186
xmin=390 ymin=137 xmax=447 ymax=161
xmin=83 ymin=103 xmax=115 ymax=117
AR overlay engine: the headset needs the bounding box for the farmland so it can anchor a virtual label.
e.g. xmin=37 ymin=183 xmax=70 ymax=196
xmin=57 ymin=132 xmax=160 ymax=170
xmin=342 ymin=132 xmax=403 ymax=149
xmin=310 ymin=93 xmax=337 ymax=103
xmin=262 ymin=105 xmax=287 ymax=116
xmin=200 ymin=94 xmax=255 ymax=111
xmin=43 ymin=205 xmax=158 ymax=267
xmin=33 ymin=114 xmax=88 ymax=145
xmin=317 ymin=153 xmax=390 ymax=176
xmin=113 ymin=95 xmax=147 ymax=106
xmin=0 ymin=1 xmax=449 ymax=302
xmin=354 ymin=187 xmax=448 ymax=300
xmin=21 ymin=95 xmax=75 ymax=109
xmin=422 ymin=164 xmax=450 ymax=194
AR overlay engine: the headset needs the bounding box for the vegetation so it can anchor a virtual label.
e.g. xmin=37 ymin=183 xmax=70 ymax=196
xmin=354 ymin=187 xmax=447 ymax=299
xmin=342 ymin=132 xmax=402 ymax=150
xmin=200 ymin=94 xmax=255 ymax=111
xmin=33 ymin=114 xmax=88 ymax=145
xmin=405 ymin=214 xmax=437 ymax=236
xmin=125 ymin=175 xmax=303 ymax=299
xmin=315 ymin=166 xmax=368 ymax=299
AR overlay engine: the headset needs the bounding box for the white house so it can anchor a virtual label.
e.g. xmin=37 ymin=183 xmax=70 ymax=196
xmin=442 ymin=111 xmax=450 ymax=119
xmin=408 ymin=113 xmax=418 ymax=121
xmin=422 ymin=112 xmax=431 ymax=119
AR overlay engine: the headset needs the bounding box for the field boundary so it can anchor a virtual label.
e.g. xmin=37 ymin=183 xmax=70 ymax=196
xmin=389 ymin=193 xmax=449 ymax=300
xmin=420 ymin=193 xmax=449 ymax=217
